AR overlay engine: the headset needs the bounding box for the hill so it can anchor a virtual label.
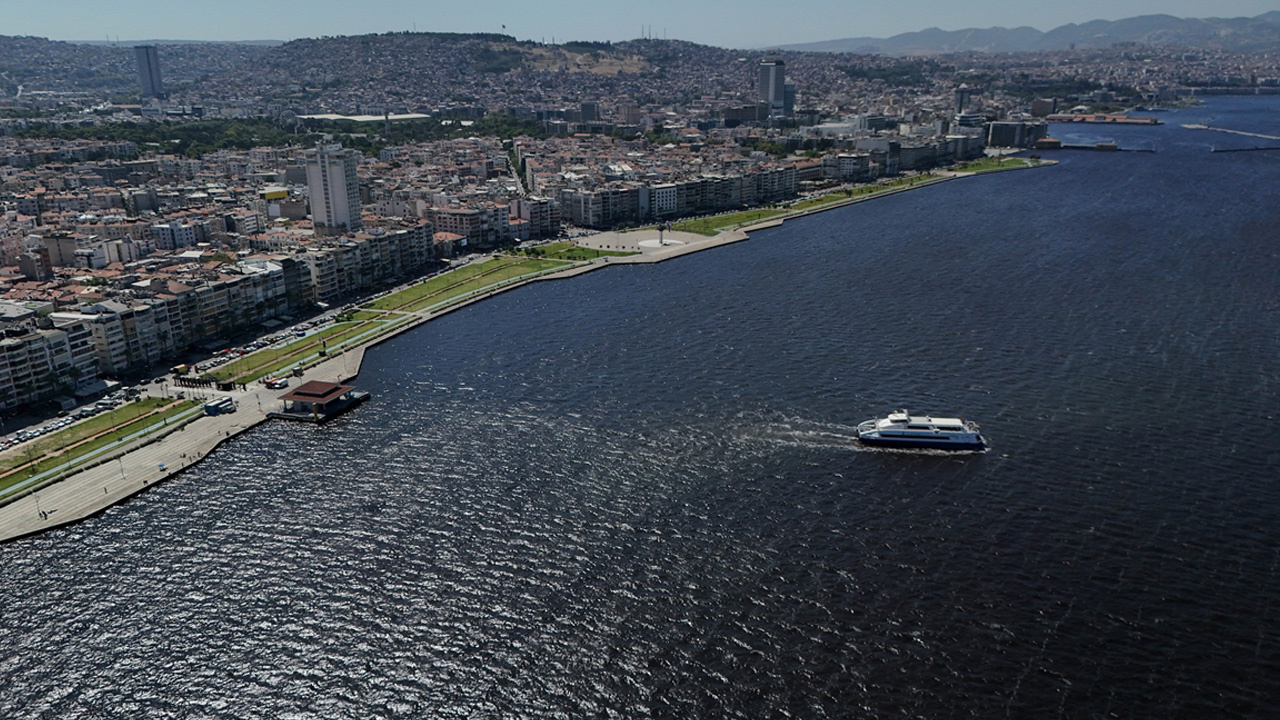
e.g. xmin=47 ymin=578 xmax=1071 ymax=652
xmin=180 ymin=35 xmax=779 ymax=111
xmin=0 ymin=36 xmax=271 ymax=96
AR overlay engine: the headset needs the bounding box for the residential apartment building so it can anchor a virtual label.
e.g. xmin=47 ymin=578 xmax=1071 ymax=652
xmin=305 ymin=144 xmax=362 ymax=235
xmin=510 ymin=197 xmax=561 ymax=240
xmin=52 ymin=301 xmax=163 ymax=375
xmin=0 ymin=321 xmax=98 ymax=410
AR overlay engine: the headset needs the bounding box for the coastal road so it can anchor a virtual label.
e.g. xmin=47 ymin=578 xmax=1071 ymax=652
xmin=0 ymin=347 xmax=368 ymax=543
xmin=0 ymin=227 xmax=788 ymax=543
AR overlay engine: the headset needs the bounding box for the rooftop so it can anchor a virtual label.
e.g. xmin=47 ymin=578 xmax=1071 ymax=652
xmin=279 ymin=380 xmax=353 ymax=405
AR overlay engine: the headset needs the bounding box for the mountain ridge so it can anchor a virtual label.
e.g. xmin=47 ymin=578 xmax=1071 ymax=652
xmin=772 ymin=12 xmax=1280 ymax=55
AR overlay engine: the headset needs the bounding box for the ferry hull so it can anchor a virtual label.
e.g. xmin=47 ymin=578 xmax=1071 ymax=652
xmin=856 ymin=410 xmax=986 ymax=451
xmin=858 ymin=435 xmax=985 ymax=451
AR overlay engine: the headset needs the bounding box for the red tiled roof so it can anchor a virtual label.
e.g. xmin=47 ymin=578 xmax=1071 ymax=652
xmin=280 ymin=381 xmax=352 ymax=405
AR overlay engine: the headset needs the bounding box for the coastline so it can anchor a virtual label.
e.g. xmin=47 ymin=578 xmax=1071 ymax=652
xmin=0 ymin=161 xmax=1044 ymax=543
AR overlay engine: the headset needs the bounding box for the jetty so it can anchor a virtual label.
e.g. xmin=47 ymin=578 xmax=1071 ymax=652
xmin=1183 ymin=123 xmax=1280 ymax=142
xmin=1047 ymin=113 xmax=1161 ymax=125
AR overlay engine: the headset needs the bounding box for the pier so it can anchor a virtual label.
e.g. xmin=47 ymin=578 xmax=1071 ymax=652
xmin=267 ymin=381 xmax=371 ymax=423
xmin=1182 ymin=123 xmax=1280 ymax=142
xmin=1209 ymin=146 xmax=1280 ymax=153
xmin=1184 ymin=123 xmax=1280 ymax=152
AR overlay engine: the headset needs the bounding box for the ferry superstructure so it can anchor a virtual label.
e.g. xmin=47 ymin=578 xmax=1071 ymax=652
xmin=856 ymin=410 xmax=985 ymax=450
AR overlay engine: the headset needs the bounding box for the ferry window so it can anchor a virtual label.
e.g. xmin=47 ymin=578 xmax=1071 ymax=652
xmin=939 ymin=426 xmax=962 ymax=432
xmin=907 ymin=425 xmax=928 ymax=430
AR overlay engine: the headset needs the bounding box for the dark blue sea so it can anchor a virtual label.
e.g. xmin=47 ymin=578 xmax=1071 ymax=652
xmin=3 ymin=98 xmax=1279 ymax=719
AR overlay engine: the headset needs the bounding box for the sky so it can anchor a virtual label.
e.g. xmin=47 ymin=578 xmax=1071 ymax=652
xmin=7 ymin=0 xmax=1279 ymax=49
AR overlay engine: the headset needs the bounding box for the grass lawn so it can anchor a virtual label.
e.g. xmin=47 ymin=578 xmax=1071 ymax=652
xmin=789 ymin=194 xmax=848 ymax=211
xmin=673 ymin=208 xmax=787 ymax=236
xmin=789 ymin=175 xmax=948 ymax=210
xmin=0 ymin=399 xmax=200 ymax=495
xmin=209 ymin=257 xmax=571 ymax=384
xmin=364 ymin=259 xmax=529 ymax=311
xmin=399 ymin=258 xmax=570 ymax=313
xmin=668 ymin=176 xmax=947 ymax=237
xmin=227 ymin=353 xmax=310 ymax=385
xmin=213 ymin=256 xmax=572 ymax=383
xmin=518 ymin=242 xmax=634 ymax=261
xmin=956 ymin=157 xmax=1035 ymax=173
xmin=211 ymin=318 xmax=397 ymax=383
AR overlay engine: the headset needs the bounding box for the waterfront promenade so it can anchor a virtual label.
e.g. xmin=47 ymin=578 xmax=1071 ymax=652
xmin=0 ymin=229 xmax=747 ymax=543
xmin=0 ymin=158 xmax=1044 ymax=543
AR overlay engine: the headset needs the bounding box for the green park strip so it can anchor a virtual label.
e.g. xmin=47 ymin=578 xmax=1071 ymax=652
xmin=215 ymin=255 xmax=583 ymax=384
xmin=350 ymin=309 xmax=389 ymax=323
xmin=204 ymin=257 xmax=575 ymax=385
xmin=400 ymin=257 xmax=571 ymax=313
xmin=363 ymin=260 xmax=514 ymax=310
xmin=671 ymin=173 xmax=971 ymax=236
xmin=673 ymin=208 xmax=788 ymax=236
xmin=0 ymin=400 xmax=200 ymax=496
xmin=210 ymin=318 xmax=398 ymax=383
xmin=365 ymin=257 xmax=533 ymax=311
xmin=236 ymin=317 xmax=415 ymax=384
xmin=362 ymin=256 xmax=571 ymax=313
xmin=954 ymin=156 xmax=1041 ymax=173
xmin=514 ymin=242 xmax=636 ymax=261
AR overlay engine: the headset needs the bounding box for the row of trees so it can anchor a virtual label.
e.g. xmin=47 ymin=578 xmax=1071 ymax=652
xmin=17 ymin=113 xmax=551 ymax=159
xmin=18 ymin=118 xmax=310 ymax=158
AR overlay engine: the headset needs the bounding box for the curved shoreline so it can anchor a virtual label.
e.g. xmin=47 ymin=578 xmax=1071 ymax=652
xmin=0 ymin=161 xmax=1047 ymax=543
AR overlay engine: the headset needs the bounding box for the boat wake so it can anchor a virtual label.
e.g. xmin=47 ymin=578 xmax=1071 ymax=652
xmin=754 ymin=420 xmax=866 ymax=450
xmin=750 ymin=418 xmax=988 ymax=455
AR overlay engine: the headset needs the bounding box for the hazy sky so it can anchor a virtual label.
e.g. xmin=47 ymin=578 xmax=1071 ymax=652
xmin=9 ymin=0 xmax=1279 ymax=48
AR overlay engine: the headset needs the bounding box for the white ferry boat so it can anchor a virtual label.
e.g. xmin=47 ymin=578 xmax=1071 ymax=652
xmin=856 ymin=410 xmax=986 ymax=450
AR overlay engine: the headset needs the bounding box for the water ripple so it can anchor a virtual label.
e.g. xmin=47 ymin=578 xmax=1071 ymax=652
xmin=2 ymin=98 xmax=1280 ymax=719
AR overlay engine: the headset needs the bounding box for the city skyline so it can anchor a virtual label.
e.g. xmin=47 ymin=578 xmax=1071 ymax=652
xmin=7 ymin=0 xmax=1279 ymax=50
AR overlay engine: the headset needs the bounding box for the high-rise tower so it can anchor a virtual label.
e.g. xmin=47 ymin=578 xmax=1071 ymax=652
xmin=134 ymin=45 xmax=164 ymax=98
xmin=759 ymin=59 xmax=786 ymax=117
xmin=305 ymin=144 xmax=362 ymax=235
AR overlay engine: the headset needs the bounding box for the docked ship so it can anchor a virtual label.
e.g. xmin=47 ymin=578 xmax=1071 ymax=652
xmin=856 ymin=410 xmax=986 ymax=450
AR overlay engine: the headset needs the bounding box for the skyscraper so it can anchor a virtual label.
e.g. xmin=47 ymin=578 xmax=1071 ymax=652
xmin=759 ymin=59 xmax=785 ymax=117
xmin=134 ymin=45 xmax=164 ymax=98
xmin=954 ymin=85 xmax=972 ymax=115
xmin=305 ymin=144 xmax=362 ymax=235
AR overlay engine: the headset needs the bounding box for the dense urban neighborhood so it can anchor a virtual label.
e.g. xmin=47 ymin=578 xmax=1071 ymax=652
xmin=1 ymin=22 xmax=1278 ymax=416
